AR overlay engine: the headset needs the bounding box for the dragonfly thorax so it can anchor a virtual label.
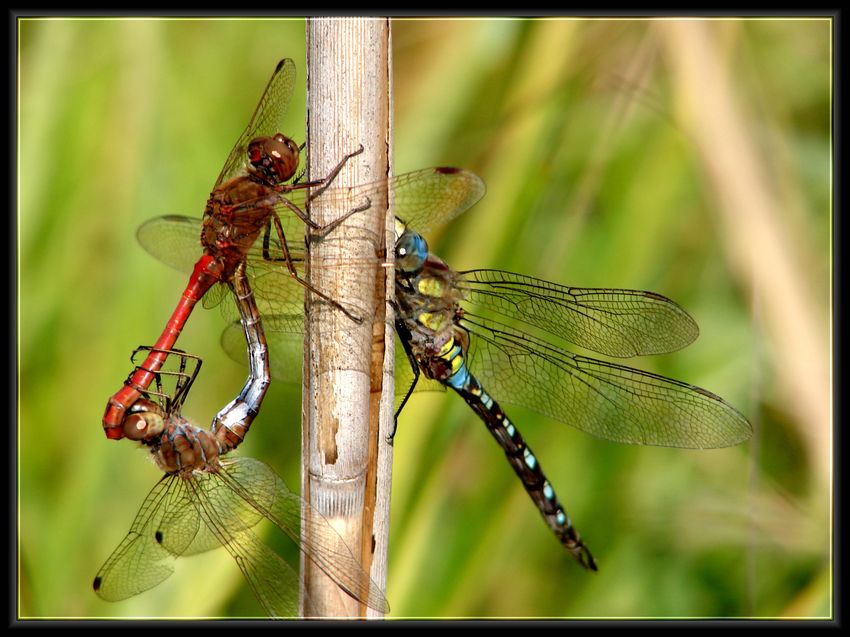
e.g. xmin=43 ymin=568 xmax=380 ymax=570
xmin=247 ymin=133 xmax=299 ymax=185
xmin=151 ymin=416 xmax=222 ymax=476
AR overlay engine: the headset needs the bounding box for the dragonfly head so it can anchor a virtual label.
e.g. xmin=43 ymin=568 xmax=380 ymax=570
xmin=122 ymin=399 xmax=166 ymax=442
xmin=247 ymin=133 xmax=300 ymax=184
xmin=395 ymin=230 xmax=429 ymax=274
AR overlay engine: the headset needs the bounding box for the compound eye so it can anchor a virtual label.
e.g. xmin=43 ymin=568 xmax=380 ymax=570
xmin=396 ymin=232 xmax=428 ymax=273
xmin=123 ymin=411 xmax=165 ymax=441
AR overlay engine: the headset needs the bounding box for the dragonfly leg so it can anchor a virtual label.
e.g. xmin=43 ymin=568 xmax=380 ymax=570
xmin=128 ymin=346 xmax=203 ymax=413
xmin=304 ymin=143 xmax=365 ymax=204
xmin=263 ymin=213 xmax=364 ymax=325
xmin=389 ymin=316 xmax=421 ymax=444
xmin=276 ymin=192 xmax=372 ymax=238
xmin=274 ymin=144 xmax=366 ymax=231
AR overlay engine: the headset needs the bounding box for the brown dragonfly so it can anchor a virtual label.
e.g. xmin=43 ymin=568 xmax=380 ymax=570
xmin=95 ymin=346 xmax=389 ymax=617
xmin=101 ymin=58 xmax=366 ymax=446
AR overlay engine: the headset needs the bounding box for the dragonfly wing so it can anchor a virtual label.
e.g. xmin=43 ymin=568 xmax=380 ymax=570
xmin=136 ymin=215 xmax=233 ymax=319
xmin=463 ymin=315 xmax=752 ymax=449
xmin=200 ymin=281 xmax=233 ymax=315
xmin=459 ymin=270 xmax=700 ymax=357
xmin=387 ymin=167 xmax=485 ymax=235
xmin=218 ymin=457 xmax=390 ymax=614
xmin=186 ymin=468 xmax=300 ymax=618
xmin=93 ymin=475 xmax=193 ymax=601
xmin=215 ymin=59 xmax=297 ymax=189
xmin=246 ymin=265 xmax=313 ymax=321
xmin=282 ymin=167 xmax=485 ymax=237
xmin=174 ymin=470 xmax=265 ymax=556
xmin=136 ymin=215 xmax=203 ymax=274
xmin=210 ymin=522 xmax=302 ymax=618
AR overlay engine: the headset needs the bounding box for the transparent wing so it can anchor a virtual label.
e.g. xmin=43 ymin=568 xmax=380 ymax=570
xmin=93 ymin=475 xmax=194 ymax=601
xmin=215 ymin=58 xmax=297 ymax=189
xmin=136 ymin=215 xmax=204 ymax=274
xmin=462 ymin=314 xmax=752 ymax=449
xmin=458 ymin=269 xmax=699 ymax=358
xmin=348 ymin=166 xmax=485 ymax=235
xmin=94 ymin=465 xmax=295 ymax=616
xmin=135 ymin=216 xmax=232 ymax=316
xmin=217 ymin=457 xmax=390 ymax=614
xmin=183 ymin=468 xmax=302 ymax=618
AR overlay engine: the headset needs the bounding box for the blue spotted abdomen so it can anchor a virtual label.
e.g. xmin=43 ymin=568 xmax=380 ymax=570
xmin=439 ymin=338 xmax=597 ymax=571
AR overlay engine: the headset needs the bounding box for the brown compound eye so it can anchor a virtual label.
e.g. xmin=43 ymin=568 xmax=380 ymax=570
xmin=276 ymin=134 xmax=297 ymax=155
xmin=123 ymin=410 xmax=165 ymax=441
xmin=122 ymin=398 xmax=166 ymax=441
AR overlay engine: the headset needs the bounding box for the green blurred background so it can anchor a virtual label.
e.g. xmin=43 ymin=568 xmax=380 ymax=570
xmin=18 ymin=17 xmax=831 ymax=619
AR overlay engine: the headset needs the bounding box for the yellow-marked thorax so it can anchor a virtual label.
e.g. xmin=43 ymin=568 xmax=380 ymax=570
xmin=395 ymin=256 xmax=466 ymax=365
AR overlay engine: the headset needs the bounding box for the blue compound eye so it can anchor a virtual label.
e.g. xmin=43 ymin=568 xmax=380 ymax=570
xmin=395 ymin=231 xmax=429 ymax=273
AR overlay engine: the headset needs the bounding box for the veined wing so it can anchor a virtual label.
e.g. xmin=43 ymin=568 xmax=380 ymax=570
xmin=215 ymin=58 xmax=297 ymax=189
xmin=370 ymin=166 xmax=484 ymax=235
xmin=216 ymin=457 xmax=390 ymax=613
xmin=136 ymin=215 xmax=204 ymax=275
xmin=93 ymin=467 xmax=271 ymax=603
xmin=135 ymin=215 xmax=233 ymax=313
xmin=271 ymin=166 xmax=485 ymax=239
xmin=458 ymin=269 xmax=699 ymax=358
xmin=461 ymin=314 xmax=752 ymax=449
xmin=183 ymin=465 xmax=302 ymax=618
xmin=93 ymin=475 xmax=197 ymax=601
xmin=94 ymin=466 xmax=308 ymax=616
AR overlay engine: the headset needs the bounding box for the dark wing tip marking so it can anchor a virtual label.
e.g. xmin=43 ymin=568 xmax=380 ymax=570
xmin=92 ymin=576 xmax=102 ymax=591
xmin=154 ymin=530 xmax=164 ymax=544
xmin=435 ymin=166 xmax=461 ymax=174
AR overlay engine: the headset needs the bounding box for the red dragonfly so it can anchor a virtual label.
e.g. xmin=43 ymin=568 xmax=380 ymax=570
xmin=103 ymin=58 xmax=483 ymax=452
xmin=94 ymin=346 xmax=389 ymax=617
xmin=102 ymin=58 xmax=367 ymax=444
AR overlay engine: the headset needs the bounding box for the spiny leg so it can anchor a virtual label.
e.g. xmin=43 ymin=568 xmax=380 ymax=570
xmin=388 ymin=316 xmax=421 ymax=443
xmin=263 ymin=213 xmax=364 ymax=325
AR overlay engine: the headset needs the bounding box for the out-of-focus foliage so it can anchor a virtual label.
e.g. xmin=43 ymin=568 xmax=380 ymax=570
xmin=18 ymin=17 xmax=831 ymax=619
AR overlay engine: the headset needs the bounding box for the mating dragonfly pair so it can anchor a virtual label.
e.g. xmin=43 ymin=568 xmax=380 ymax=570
xmin=97 ymin=58 xmax=752 ymax=617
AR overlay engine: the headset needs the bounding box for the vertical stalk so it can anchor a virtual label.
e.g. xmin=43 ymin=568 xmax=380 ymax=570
xmin=303 ymin=17 xmax=393 ymax=618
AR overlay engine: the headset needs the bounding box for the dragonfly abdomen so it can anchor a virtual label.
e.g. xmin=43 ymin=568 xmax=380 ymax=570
xmin=212 ymin=264 xmax=270 ymax=452
xmin=438 ymin=340 xmax=598 ymax=571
